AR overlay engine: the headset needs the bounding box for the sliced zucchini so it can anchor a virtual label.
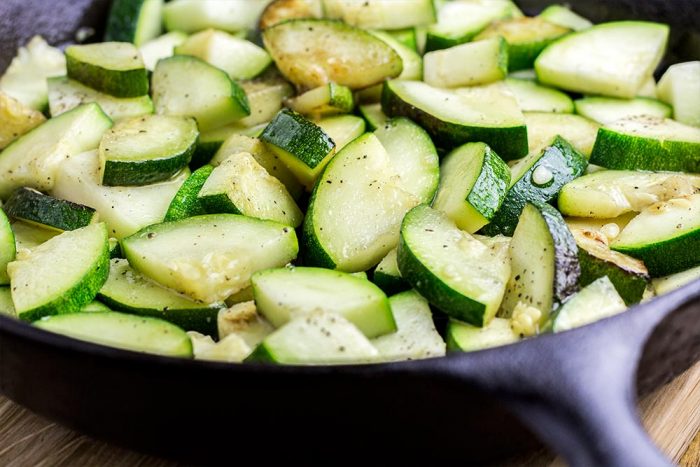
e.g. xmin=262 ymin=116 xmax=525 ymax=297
xmin=152 ymin=55 xmax=250 ymax=131
xmin=315 ymin=114 xmax=366 ymax=151
xmin=121 ymin=214 xmax=299 ymax=303
xmin=303 ymin=133 xmax=418 ymax=272
xmin=104 ymin=0 xmax=163 ymax=46
xmin=99 ymin=115 xmax=198 ymax=186
xmin=163 ymin=0 xmax=270 ymax=34
xmin=322 ymin=0 xmax=435 ymax=30
xmin=65 ymin=42 xmax=149 ymax=98
xmin=211 ymin=133 xmax=304 ymax=200
xmin=374 ymin=117 xmax=439 ymax=204
xmin=538 ymin=5 xmax=592 ymax=31
xmin=589 ymin=116 xmax=700 ymax=173
xmin=652 ymin=265 xmax=700 ymax=296
xmin=82 ymin=300 xmax=112 ymax=313
xmin=0 ymin=92 xmax=45 ymax=150
xmin=0 ymin=103 xmax=113 ymax=199
xmin=387 ymin=28 xmax=418 ymax=51
xmin=246 ymin=310 xmax=379 ymax=365
xmin=138 ymin=31 xmax=188 ymax=71
xmin=286 ymin=83 xmax=354 ymax=118
xmin=372 ymin=248 xmax=409 ymax=296
xmin=398 ymin=205 xmax=511 ymax=327
xmin=611 ymin=195 xmax=700 ymax=277
xmin=657 ymin=61 xmax=700 ymax=127
xmin=637 ymin=76 xmax=658 ymax=99
xmin=382 ymin=80 xmax=527 ymax=160
xmin=252 ymin=266 xmax=395 ymax=338
xmin=260 ymin=0 xmax=323 ymax=30
xmin=0 ymin=287 xmax=16 ymax=316
xmin=369 ymin=30 xmax=423 ymax=81
xmin=262 ymin=19 xmax=403 ymax=90
xmin=424 ymin=37 xmax=508 ymax=88
xmin=551 ymin=276 xmax=626 ymax=332
xmin=188 ymin=331 xmax=251 ymax=362
xmin=163 ymin=165 xmax=214 ymax=222
xmin=11 ymin=221 xmax=58 ymax=252
xmin=0 ymin=36 xmax=66 ymax=110
xmin=359 ymin=103 xmax=388 ymax=131
xmin=9 ymin=223 xmax=109 ymax=322
xmin=432 ymin=142 xmax=511 ymax=233
xmin=198 ymin=152 xmax=303 ymax=227
xmin=425 ymin=0 xmax=521 ymax=52
xmin=192 ymin=123 xmax=268 ymax=168
xmin=109 ymin=237 xmax=122 ymax=259
xmin=3 ymin=188 xmax=98 ymax=232
xmin=482 ymin=136 xmax=588 ymax=236
xmin=238 ymin=78 xmax=294 ymax=128
xmin=51 ymin=150 xmax=188 ymax=239
xmin=525 ymin=112 xmax=599 ymax=157
xmin=217 ymin=301 xmax=274 ymax=347
xmin=574 ymin=97 xmax=672 ymax=125
xmin=47 ymin=76 xmax=154 ymax=123
xmin=35 ymin=311 xmax=192 ymax=357
xmin=98 ymin=258 xmax=224 ymax=335
xmin=175 ymin=29 xmax=271 ymax=80
xmin=500 ymin=202 xmax=580 ymax=325
xmin=535 ymin=22 xmax=669 ymax=98
xmin=0 ymin=210 xmax=15 ymax=285
xmin=558 ymin=170 xmax=698 ymax=218
xmin=446 ymin=317 xmax=520 ymax=352
xmin=570 ymin=227 xmax=649 ymax=305
xmin=371 ymin=290 xmax=446 ymax=361
xmin=259 ymin=109 xmax=336 ymax=190
xmin=506 ymin=78 xmax=574 ymax=114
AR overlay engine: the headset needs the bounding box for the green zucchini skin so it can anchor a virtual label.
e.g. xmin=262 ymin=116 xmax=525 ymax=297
xmin=3 ymin=188 xmax=98 ymax=231
xmin=102 ymin=148 xmax=195 ymax=186
xmin=66 ymin=47 xmax=149 ymax=98
xmin=538 ymin=202 xmax=581 ymax=305
xmin=577 ymin=248 xmax=648 ymax=305
xmin=613 ymin=231 xmax=700 ymax=277
xmin=300 ymin=191 xmax=337 ymax=270
xmin=467 ymin=145 xmax=512 ymax=221
xmin=104 ymin=0 xmax=161 ymax=45
xmin=163 ymin=165 xmax=214 ymax=222
xmin=482 ymin=136 xmax=587 ymax=236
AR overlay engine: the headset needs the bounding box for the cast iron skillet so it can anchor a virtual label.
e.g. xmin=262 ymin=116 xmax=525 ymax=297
xmin=0 ymin=1 xmax=699 ymax=465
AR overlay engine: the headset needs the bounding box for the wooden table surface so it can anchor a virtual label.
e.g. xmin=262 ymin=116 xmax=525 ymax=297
xmin=1 ymin=362 xmax=700 ymax=466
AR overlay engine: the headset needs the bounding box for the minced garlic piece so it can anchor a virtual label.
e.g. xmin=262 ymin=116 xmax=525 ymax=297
xmin=510 ymin=301 xmax=543 ymax=337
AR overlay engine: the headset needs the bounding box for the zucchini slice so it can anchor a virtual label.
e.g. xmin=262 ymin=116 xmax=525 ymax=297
xmin=482 ymin=136 xmax=588 ymax=236
xmin=99 ymin=115 xmax=198 ymax=186
xmin=558 ymin=170 xmax=698 ymax=218
xmin=163 ymin=0 xmax=269 ymax=34
xmin=246 ymin=310 xmax=379 ymax=365
xmin=3 ymin=188 xmax=98 ymax=232
xmin=0 ymin=92 xmax=45 ymax=150
xmin=104 ymin=0 xmax=163 ymax=46
xmin=589 ymin=116 xmax=700 ymax=173
xmin=382 ymin=80 xmax=527 ymax=160
xmin=315 ymin=114 xmax=366 ymax=151
xmin=51 ymin=150 xmax=188 ymax=239
xmin=252 ymin=266 xmax=395 ymax=338
xmin=398 ymin=205 xmax=511 ymax=327
xmin=658 ymin=61 xmax=700 ymax=127
xmin=262 ymin=19 xmax=403 ymax=90
xmin=163 ymin=165 xmax=214 ymax=222
xmin=303 ymin=133 xmax=419 ymax=272
xmin=652 ymin=265 xmax=700 ymax=296
xmin=47 ymin=76 xmax=154 ymax=123
xmin=369 ymin=30 xmax=423 ymax=81
xmin=286 ymin=83 xmax=354 ymax=118
xmin=11 ymin=221 xmax=58 ymax=252
xmin=611 ymin=195 xmax=700 ymax=277
xmin=9 ymin=223 xmax=110 ymax=321
xmin=260 ymin=109 xmax=336 ymax=190
xmin=550 ymin=276 xmax=626 ymax=332
xmin=525 ymin=112 xmax=599 ymax=157
xmin=374 ymin=117 xmax=440 ymax=204
xmin=35 ymin=311 xmax=193 ymax=357
xmin=152 ymin=55 xmax=250 ymax=131
xmin=98 ymin=258 xmax=224 ymax=335
xmin=238 ymin=78 xmax=294 ymax=128
xmin=121 ymin=214 xmax=299 ymax=303
xmin=198 ymin=152 xmax=303 ymax=227
xmin=371 ymin=290 xmax=446 ymax=361
xmin=0 ymin=210 xmax=15 ymax=285
xmin=218 ymin=301 xmax=274 ymax=346
xmin=506 ymin=78 xmax=574 ymax=114
xmin=174 ymin=29 xmax=271 ymax=80
xmin=475 ymin=17 xmax=570 ymax=72
xmin=66 ymin=42 xmax=149 ymax=98
xmin=535 ymin=21 xmax=669 ymax=98
xmin=538 ymin=5 xmax=592 ymax=31
xmin=359 ymin=103 xmax=388 ymax=131
xmin=260 ymin=0 xmax=323 ymax=30
xmin=432 ymin=142 xmax=511 ymax=233
xmin=570 ymin=227 xmax=649 ymax=305
xmin=446 ymin=317 xmax=520 ymax=352
xmin=574 ymin=97 xmax=671 ymax=125
xmin=0 ymin=287 xmax=16 ymax=316
xmin=500 ymin=202 xmax=580 ymax=325
xmin=424 ymin=37 xmax=508 ymax=88
xmin=322 ymin=0 xmax=436 ymax=30
xmin=0 ymin=103 xmax=112 ymax=199
xmin=372 ymin=248 xmax=409 ymax=296
xmin=138 ymin=31 xmax=188 ymax=71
